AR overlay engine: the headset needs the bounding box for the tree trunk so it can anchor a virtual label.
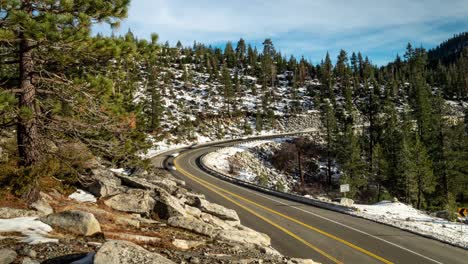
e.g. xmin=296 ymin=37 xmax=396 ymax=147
xmin=297 ymin=149 xmax=304 ymax=186
xmin=17 ymin=37 xmax=41 ymax=166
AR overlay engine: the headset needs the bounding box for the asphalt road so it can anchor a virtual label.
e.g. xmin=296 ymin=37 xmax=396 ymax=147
xmin=164 ymin=142 xmax=468 ymax=264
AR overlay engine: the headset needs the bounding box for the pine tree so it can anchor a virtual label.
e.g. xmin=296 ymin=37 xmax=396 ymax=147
xmin=0 ymin=0 xmax=130 ymax=166
xmin=321 ymin=100 xmax=338 ymax=187
xmin=403 ymin=136 xmax=435 ymax=209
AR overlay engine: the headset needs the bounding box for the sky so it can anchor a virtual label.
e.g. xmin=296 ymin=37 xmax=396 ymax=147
xmin=95 ymin=0 xmax=468 ymax=66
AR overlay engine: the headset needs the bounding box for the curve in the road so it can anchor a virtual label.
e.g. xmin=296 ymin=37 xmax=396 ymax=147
xmin=166 ymin=141 xmax=468 ymax=264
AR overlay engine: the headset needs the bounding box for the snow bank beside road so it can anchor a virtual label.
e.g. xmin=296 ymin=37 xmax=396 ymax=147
xmin=352 ymin=201 xmax=468 ymax=249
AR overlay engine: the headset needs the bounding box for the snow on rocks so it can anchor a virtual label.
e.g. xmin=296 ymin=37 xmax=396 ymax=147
xmin=352 ymin=200 xmax=468 ymax=249
xmin=68 ymin=189 xmax=97 ymax=203
xmin=203 ymin=139 xmax=293 ymax=190
xmin=0 ymin=217 xmax=58 ymax=244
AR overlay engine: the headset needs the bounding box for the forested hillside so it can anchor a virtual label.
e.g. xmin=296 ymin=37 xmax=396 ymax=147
xmin=0 ymin=1 xmax=467 ymax=212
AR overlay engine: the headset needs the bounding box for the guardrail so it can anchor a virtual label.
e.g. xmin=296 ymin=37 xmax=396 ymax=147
xmin=198 ymin=140 xmax=355 ymax=213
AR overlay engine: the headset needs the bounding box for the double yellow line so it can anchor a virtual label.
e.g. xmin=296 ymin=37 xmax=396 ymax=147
xmin=174 ymin=154 xmax=393 ymax=264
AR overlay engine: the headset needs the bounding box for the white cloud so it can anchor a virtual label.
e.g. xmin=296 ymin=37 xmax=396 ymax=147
xmin=99 ymin=0 xmax=468 ymax=64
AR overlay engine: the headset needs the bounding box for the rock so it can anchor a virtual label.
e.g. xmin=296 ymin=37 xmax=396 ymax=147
xmin=189 ymin=256 xmax=200 ymax=264
xmin=184 ymin=192 xmax=205 ymax=206
xmin=94 ymin=240 xmax=175 ymax=264
xmin=184 ymin=205 xmax=202 ymax=218
xmin=0 ymin=249 xmax=17 ymax=264
xmin=149 ymin=178 xmax=178 ymax=193
xmin=216 ymin=227 xmax=271 ymax=247
xmin=104 ymin=189 xmax=155 ymax=215
xmin=19 ymin=247 xmax=37 ymax=258
xmin=21 ymin=258 xmax=39 ymax=264
xmin=84 ymin=168 xmax=125 ymax=198
xmin=172 ymin=239 xmax=206 ymax=250
xmin=154 ymin=191 xmax=187 ymax=219
xmin=194 ymin=198 xmax=239 ymax=221
xmin=168 ymin=216 xmax=219 ymax=237
xmin=392 ymin=197 xmax=399 ymax=203
xmin=0 ymin=207 xmax=39 ymax=219
xmin=40 ymin=210 xmax=101 ymax=236
xmin=30 ymin=198 xmax=54 ymax=216
xmin=117 ymin=175 xmax=159 ymax=190
xmin=200 ymin=213 xmax=239 ymax=230
xmin=106 ymin=232 xmax=161 ymax=244
xmin=340 ymin=198 xmax=354 ymax=207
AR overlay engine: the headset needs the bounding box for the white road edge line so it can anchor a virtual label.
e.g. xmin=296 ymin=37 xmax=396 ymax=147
xmin=186 ymin=156 xmax=444 ymax=264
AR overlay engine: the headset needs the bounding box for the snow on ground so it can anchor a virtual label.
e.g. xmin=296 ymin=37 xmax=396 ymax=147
xmin=352 ymin=201 xmax=468 ymax=249
xmin=68 ymin=189 xmax=97 ymax=203
xmin=204 ymin=139 xmax=288 ymax=173
xmin=0 ymin=217 xmax=58 ymax=244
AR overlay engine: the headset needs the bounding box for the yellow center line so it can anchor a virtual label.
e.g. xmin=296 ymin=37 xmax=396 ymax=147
xmin=174 ymin=157 xmax=343 ymax=264
xmin=174 ymin=154 xmax=394 ymax=264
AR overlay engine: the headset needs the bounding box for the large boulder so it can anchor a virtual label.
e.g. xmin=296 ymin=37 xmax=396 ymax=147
xmin=0 ymin=207 xmax=39 ymax=219
xmin=104 ymin=189 xmax=155 ymax=216
xmin=193 ymin=198 xmax=239 ymax=221
xmin=154 ymin=191 xmax=187 ymax=219
xmin=40 ymin=210 xmax=101 ymax=236
xmin=216 ymin=226 xmax=271 ymax=247
xmin=94 ymin=240 xmax=175 ymax=264
xmin=168 ymin=216 xmax=219 ymax=238
xmin=84 ymin=169 xmax=125 ymax=198
xmin=116 ymin=175 xmax=159 ymax=190
xmin=0 ymin=248 xmax=17 ymax=264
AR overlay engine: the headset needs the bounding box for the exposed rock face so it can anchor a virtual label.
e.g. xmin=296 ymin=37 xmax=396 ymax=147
xmin=0 ymin=248 xmax=17 ymax=264
xmin=84 ymin=169 xmax=125 ymax=198
xmin=93 ymin=240 xmax=175 ymax=264
xmin=104 ymin=189 xmax=155 ymax=215
xmin=168 ymin=216 xmax=219 ymax=238
xmin=194 ymin=197 xmax=239 ymax=221
xmin=40 ymin=210 xmax=101 ymax=236
xmin=0 ymin=208 xmax=39 ymax=219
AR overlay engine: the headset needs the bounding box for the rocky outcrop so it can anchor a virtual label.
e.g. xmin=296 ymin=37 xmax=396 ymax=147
xmin=93 ymin=240 xmax=175 ymax=264
xmin=40 ymin=210 xmax=101 ymax=236
xmin=104 ymin=189 xmax=155 ymax=215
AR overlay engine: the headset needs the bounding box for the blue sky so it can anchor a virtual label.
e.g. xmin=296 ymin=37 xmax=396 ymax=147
xmin=95 ymin=0 xmax=468 ymax=66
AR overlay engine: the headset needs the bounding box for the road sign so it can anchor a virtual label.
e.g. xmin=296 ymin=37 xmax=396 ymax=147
xmin=458 ymin=208 xmax=467 ymax=217
xmin=340 ymin=184 xmax=350 ymax=193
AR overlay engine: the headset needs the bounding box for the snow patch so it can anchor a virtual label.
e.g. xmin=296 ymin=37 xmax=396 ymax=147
xmin=0 ymin=217 xmax=58 ymax=244
xmin=69 ymin=189 xmax=97 ymax=203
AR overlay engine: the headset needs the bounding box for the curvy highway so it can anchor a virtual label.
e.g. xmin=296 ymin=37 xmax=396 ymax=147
xmin=157 ymin=139 xmax=468 ymax=264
